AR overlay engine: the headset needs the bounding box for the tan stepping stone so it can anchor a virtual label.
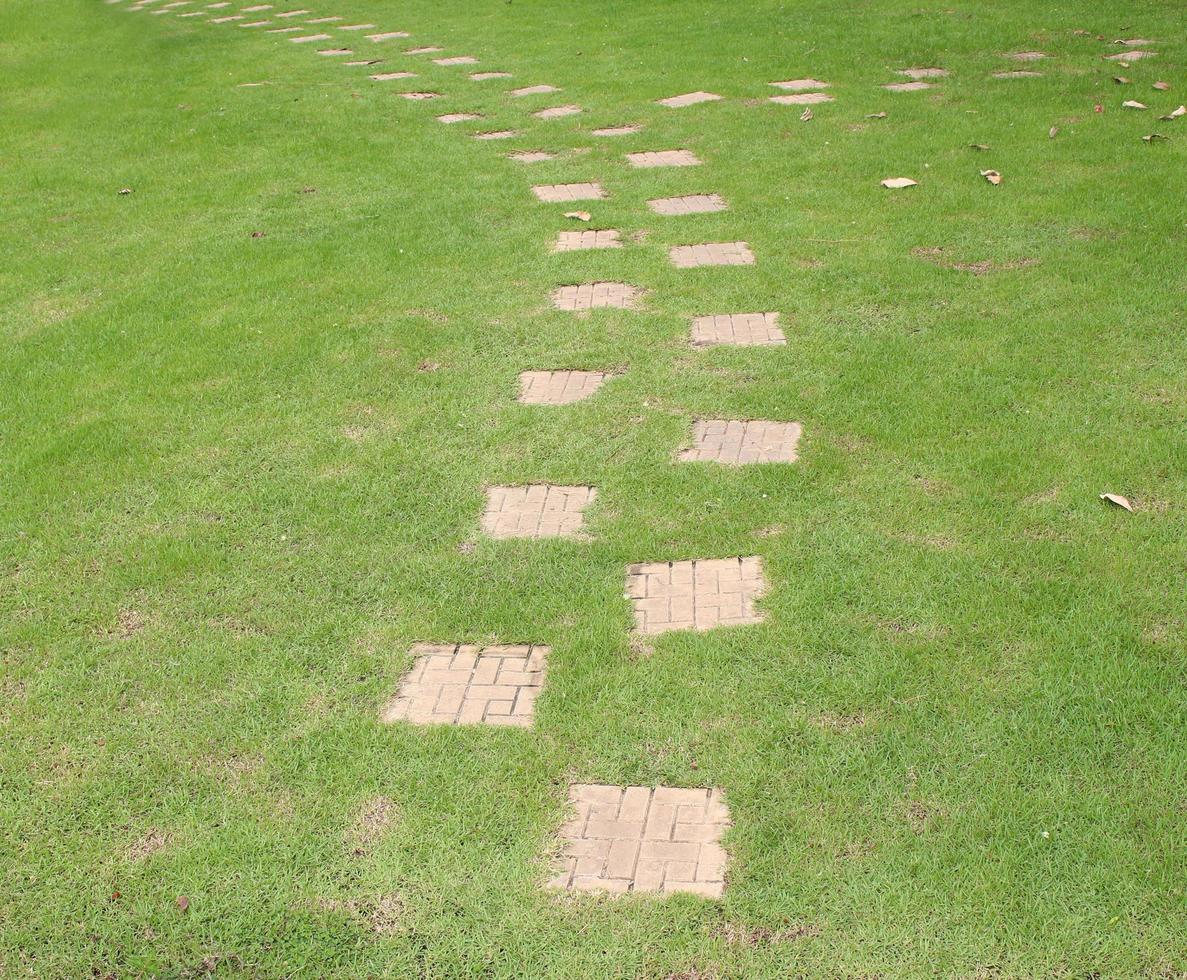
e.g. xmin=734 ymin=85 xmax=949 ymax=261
xmin=380 ymin=643 xmax=548 ymax=727
xmin=1106 ymin=50 xmax=1156 ymax=61
xmin=993 ymin=70 xmax=1042 ymax=78
xmin=592 ymin=124 xmax=641 ymax=136
xmin=266 ymin=25 xmax=301 ymax=31
xmin=434 ymin=56 xmax=478 ymax=66
xmin=317 ymin=48 xmax=352 ymax=55
xmin=518 ymin=370 xmax=609 ymax=405
xmin=289 ymin=32 xmax=330 ymax=42
xmin=346 ymin=60 xmax=382 ymax=66
xmin=474 ymin=129 xmax=520 ymax=140
xmin=305 ymin=15 xmax=341 ymax=22
xmin=471 ymin=71 xmax=512 ymax=80
xmin=658 ymin=91 xmax=722 ymax=108
xmin=625 ymin=556 xmax=767 ymax=634
xmin=548 ymin=784 xmax=730 ymax=897
xmin=205 ymin=2 xmax=230 ymax=7
xmin=274 ymin=8 xmax=310 ymax=16
xmin=554 ymin=229 xmax=621 ymax=252
xmin=481 ymin=485 xmax=596 ymax=539
xmin=679 ymin=420 xmax=802 ymax=465
xmin=371 ymin=71 xmax=416 ymax=80
xmin=405 ymin=46 xmax=443 ymax=55
xmin=1006 ymin=50 xmax=1046 ymax=61
xmin=210 ymin=14 xmax=243 ymax=21
xmin=626 ymin=149 xmax=700 ymax=168
xmin=337 ymin=23 xmax=375 ymax=30
xmin=897 ymin=67 xmax=947 ymax=78
xmin=510 ymin=151 xmax=554 ymax=163
xmin=366 ymin=31 xmax=409 ymax=41
xmin=177 ymin=10 xmax=205 ymax=15
xmin=398 ymin=92 xmax=441 ymax=100
xmin=437 ymin=112 xmax=482 ymax=124
xmin=690 ymin=312 xmax=785 ymax=348
xmin=532 ymin=182 xmax=605 ymax=203
xmin=669 ymin=241 xmax=754 ymax=268
xmin=647 ymin=194 xmax=726 ymax=216
xmin=883 ymin=81 xmax=932 ymax=92
xmin=239 ymin=20 xmax=271 ymax=27
xmin=241 ymin=4 xmax=271 ymax=10
xmin=770 ymin=92 xmax=833 ymax=105
xmin=552 ymin=283 xmax=640 ymax=311
xmin=511 ymin=84 xmax=560 ymax=96
xmin=534 ymin=105 xmax=582 ymax=119
xmin=769 ymin=78 xmax=829 ymax=90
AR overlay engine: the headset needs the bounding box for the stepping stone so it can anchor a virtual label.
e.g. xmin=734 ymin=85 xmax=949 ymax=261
xmin=669 ymin=241 xmax=755 ymax=268
xmin=471 ymin=71 xmax=512 ymax=80
xmin=993 ymin=70 xmax=1042 ymax=78
xmin=473 ymin=129 xmax=520 ymax=140
xmin=318 ymin=48 xmax=352 ymax=55
xmin=398 ymin=92 xmax=441 ymax=100
xmin=554 ymin=229 xmax=622 ymax=252
xmin=770 ymin=92 xmax=833 ymax=105
xmin=273 ymin=9 xmax=310 ymax=16
xmin=481 ymin=485 xmax=597 ymax=539
xmin=626 ymin=149 xmax=700 ymax=168
xmin=177 ymin=10 xmax=205 ymax=15
xmin=518 ymin=370 xmax=609 ymax=405
xmin=548 ymin=784 xmax=730 ymax=897
xmin=534 ymin=105 xmax=582 ymax=119
xmin=625 ymin=556 xmax=767 ymax=634
xmin=648 ymin=194 xmax=726 ymax=216
xmin=240 ymin=20 xmax=271 ymax=27
xmin=437 ymin=112 xmax=482 ymax=123
xmin=266 ymin=25 xmax=301 ymax=31
xmin=366 ymin=31 xmax=409 ymax=41
xmin=552 ymin=283 xmax=641 ymax=311
xmin=679 ymin=420 xmax=802 ymax=465
xmin=592 ymin=124 xmax=641 ymax=136
xmin=370 ymin=71 xmax=416 ymax=80
xmin=346 ymin=60 xmax=382 ymax=66
xmin=769 ymin=78 xmax=829 ymax=90
xmin=434 ymin=56 xmax=478 ymax=66
xmin=1006 ymin=50 xmax=1046 ymax=61
xmin=380 ymin=643 xmax=548 ymax=727
xmin=305 ymin=15 xmax=341 ymax=23
xmin=510 ymin=151 xmax=554 ymax=163
xmin=1106 ymin=50 xmax=1156 ymax=61
xmin=337 ymin=23 xmax=375 ymax=30
xmin=405 ymin=46 xmax=443 ymax=55
xmin=210 ymin=14 xmax=243 ymax=21
xmin=897 ymin=67 xmax=947 ymax=78
xmin=241 ymin=4 xmax=271 ymax=10
xmin=690 ymin=312 xmax=784 ymax=348
xmin=657 ymin=91 xmax=722 ymax=108
xmin=205 ymin=2 xmax=230 ymax=7
xmin=290 ymin=33 xmax=331 ymax=42
xmin=511 ymin=84 xmax=560 ymax=96
xmin=532 ymin=182 xmax=605 ymax=203
xmin=883 ymin=81 xmax=932 ymax=92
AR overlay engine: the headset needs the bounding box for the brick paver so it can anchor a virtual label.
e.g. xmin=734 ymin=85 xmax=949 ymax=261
xmin=669 ymin=242 xmax=755 ymax=268
xmin=471 ymin=71 xmax=512 ymax=80
xmin=769 ymin=78 xmax=829 ymax=90
xmin=366 ymin=31 xmax=409 ymax=41
xmin=1006 ymin=50 xmax=1046 ymax=61
xmin=210 ymin=14 xmax=243 ymax=21
xmin=552 ymin=283 xmax=641 ymax=311
xmin=473 ymin=129 xmax=520 ymax=140
xmin=626 ymin=149 xmax=701 ymax=168
xmin=770 ymin=92 xmax=833 ymax=105
xmin=305 ymin=16 xmax=341 ymax=23
xmin=592 ymin=124 xmax=641 ymax=136
xmin=436 ymin=112 xmax=482 ymax=123
xmin=511 ymin=84 xmax=560 ymax=96
xmin=289 ymin=32 xmax=330 ymax=41
xmin=266 ymin=25 xmax=301 ymax=32
xmin=532 ymin=182 xmax=605 ymax=203
xmin=273 ymin=8 xmax=310 ymax=16
xmin=337 ymin=23 xmax=375 ymax=30
xmin=554 ymin=229 xmax=621 ymax=252
xmin=239 ymin=20 xmax=270 ymax=27
xmin=404 ymin=45 xmax=443 ymax=54
xmin=518 ymin=370 xmax=610 ymax=405
xmin=679 ymin=420 xmax=802 ymax=465
xmin=510 ymin=151 xmax=554 ymax=163
xmin=883 ymin=81 xmax=932 ymax=92
xmin=897 ymin=67 xmax=948 ymax=78
xmin=534 ymin=105 xmax=582 ymax=119
xmin=434 ymin=56 xmax=478 ymax=65
xmin=317 ymin=48 xmax=352 ymax=55
xmin=658 ymin=91 xmax=722 ymax=108
xmin=482 ymin=485 xmax=597 ymax=539
xmin=371 ymin=71 xmax=416 ymax=80
xmin=346 ymin=59 xmax=381 ymax=66
xmin=398 ymin=91 xmax=441 ymax=100
xmin=647 ymin=194 xmax=726 ymax=216
xmin=993 ymin=70 xmax=1043 ymax=78
xmin=690 ymin=312 xmax=785 ymax=347
xmin=625 ymin=557 xmax=767 ymax=634
xmin=380 ymin=643 xmax=547 ymax=727
xmin=549 ymin=784 xmax=730 ymax=897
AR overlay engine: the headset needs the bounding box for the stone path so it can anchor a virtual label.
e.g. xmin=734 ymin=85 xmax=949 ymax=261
xmin=518 ymin=370 xmax=610 ymax=405
xmin=690 ymin=312 xmax=785 ymax=347
xmin=679 ymin=420 xmax=802 ymax=465
xmin=625 ymin=557 xmax=767 ymax=634
xmin=552 ymin=282 xmax=641 ymax=311
xmin=481 ymin=485 xmax=597 ymax=539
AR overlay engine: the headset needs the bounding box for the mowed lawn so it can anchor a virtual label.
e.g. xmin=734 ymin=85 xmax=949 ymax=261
xmin=2 ymin=0 xmax=1186 ymax=975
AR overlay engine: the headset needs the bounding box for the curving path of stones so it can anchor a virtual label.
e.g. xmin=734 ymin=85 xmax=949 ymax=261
xmin=109 ymin=0 xmax=1166 ymax=901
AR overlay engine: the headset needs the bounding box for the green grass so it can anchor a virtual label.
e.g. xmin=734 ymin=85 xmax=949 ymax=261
xmin=2 ymin=0 xmax=1186 ymax=975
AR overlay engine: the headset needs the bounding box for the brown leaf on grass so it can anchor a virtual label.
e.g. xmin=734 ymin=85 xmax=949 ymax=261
xmin=1113 ymin=76 xmax=1131 ymax=84
xmin=1153 ymin=81 xmax=1170 ymax=91
xmin=1142 ymin=133 xmax=1169 ymax=142
xmin=866 ymin=111 xmax=887 ymax=119
xmin=981 ymin=169 xmax=1003 ymax=185
xmin=118 ymin=188 xmax=133 ymax=195
xmin=800 ymin=107 xmax=813 ymax=121
xmin=1100 ymin=492 xmax=1134 ymax=512
xmin=563 ymin=210 xmax=591 ymax=221
xmin=250 ymin=230 xmax=266 ymax=238
xmin=1159 ymin=105 xmax=1186 ymax=120
xmin=969 ymin=143 xmax=990 ymax=150
xmin=1048 ymin=126 xmax=1059 ymax=138
xmin=176 ymin=895 xmax=190 ymax=913
xmin=1122 ymin=100 xmax=1148 ymax=110
xmin=880 ymin=177 xmax=917 ymax=189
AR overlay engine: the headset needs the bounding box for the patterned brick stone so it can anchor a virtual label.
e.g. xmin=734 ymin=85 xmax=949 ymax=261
xmin=317 ymin=48 xmax=352 ymax=56
xmin=380 ymin=643 xmax=547 ymax=727
xmin=241 ymin=3 xmax=271 ymax=9
xmin=518 ymin=371 xmax=609 ymax=405
xmin=679 ymin=420 xmax=802 ymax=465
xmin=992 ymin=70 xmax=1043 ymax=78
xmin=366 ymin=31 xmax=409 ymax=40
xmin=626 ymin=149 xmax=701 ymax=168
xmin=897 ymin=67 xmax=948 ymax=78
xmin=511 ymin=84 xmax=560 ymax=96
xmin=398 ymin=92 xmax=441 ymax=100
xmin=554 ymin=230 xmax=621 ymax=252
xmin=289 ymin=32 xmax=330 ymax=42
xmin=770 ymin=92 xmax=833 ymax=105
xmin=592 ymin=124 xmax=641 ymax=136
xmin=471 ymin=71 xmax=512 ymax=80
xmin=482 ymin=485 xmax=597 ymax=539
xmin=1005 ymin=50 xmax=1046 ymax=61
xmin=647 ymin=194 xmax=726 ymax=216
xmin=434 ymin=56 xmax=478 ymax=66
xmin=337 ymin=23 xmax=374 ymax=31
xmin=210 ymin=14 xmax=243 ymax=21
xmin=552 ymin=283 xmax=641 ymax=311
xmin=532 ymin=182 xmax=605 ymax=203
xmin=273 ymin=9 xmax=310 ymax=17
xmin=239 ymin=20 xmax=270 ymax=27
xmin=346 ymin=60 xmax=382 ymax=66
xmin=437 ymin=112 xmax=483 ymax=124
xmin=266 ymin=25 xmax=301 ymax=32
xmin=404 ymin=46 xmax=443 ymax=55
xmin=883 ymin=81 xmax=932 ymax=92
xmin=474 ymin=129 xmax=520 ymax=140
xmin=534 ymin=105 xmax=583 ymax=120
xmin=625 ymin=557 xmax=767 ymax=634
xmin=690 ymin=312 xmax=785 ymax=348
xmin=769 ymin=78 xmax=829 ymax=90
xmin=658 ymin=91 xmax=722 ymax=108
xmin=371 ymin=71 xmax=416 ymax=81
xmin=305 ymin=15 xmax=341 ymax=23
xmin=669 ymin=242 xmax=755 ymax=268
xmin=510 ymin=151 xmax=554 ymax=163
xmin=549 ymin=785 xmax=730 ymax=897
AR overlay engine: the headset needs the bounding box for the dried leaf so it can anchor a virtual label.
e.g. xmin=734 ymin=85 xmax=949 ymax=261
xmin=1159 ymin=105 xmax=1186 ymax=120
xmin=176 ymin=895 xmax=190 ymax=913
xmin=1122 ymin=100 xmax=1148 ymax=110
xmin=866 ymin=111 xmax=887 ymax=119
xmin=1113 ymin=76 xmax=1131 ymax=84
xmin=563 ymin=211 xmax=591 ymax=221
xmin=1142 ymin=133 xmax=1169 ymax=142
xmin=969 ymin=143 xmax=991 ymax=151
xmin=1048 ymin=126 xmax=1059 ymax=138
xmin=250 ymin=230 xmax=266 ymax=238
xmin=1099 ymin=493 xmax=1134 ymax=513
xmin=1153 ymin=81 xmax=1170 ymax=91
xmin=981 ymin=169 xmax=1002 ymax=185
xmin=118 ymin=188 xmax=133 ymax=195
xmin=800 ymin=108 xmax=813 ymax=121
xmin=880 ymin=177 xmax=917 ymax=189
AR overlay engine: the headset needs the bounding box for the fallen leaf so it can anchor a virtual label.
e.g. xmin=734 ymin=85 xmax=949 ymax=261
xmin=1142 ymin=133 xmax=1169 ymax=142
xmin=800 ymin=107 xmax=813 ymax=121
xmin=1153 ymin=81 xmax=1170 ymax=91
xmin=1113 ymin=76 xmax=1131 ymax=84
xmin=1122 ymin=100 xmax=1148 ymax=110
xmin=880 ymin=177 xmax=918 ymax=189
xmin=1099 ymin=493 xmax=1134 ymax=513
xmin=1094 ymin=103 xmax=1104 ymax=113
xmin=1048 ymin=125 xmax=1059 ymax=138
xmin=1159 ymin=105 xmax=1186 ymax=120
xmin=981 ymin=169 xmax=1002 ymax=185
xmin=866 ymin=111 xmax=887 ymax=119
xmin=118 ymin=188 xmax=133 ymax=195
xmin=176 ymin=896 xmax=190 ymax=913
xmin=251 ymin=230 xmax=266 ymax=238
xmin=563 ymin=211 xmax=591 ymax=221
xmin=970 ymin=143 xmax=991 ymax=151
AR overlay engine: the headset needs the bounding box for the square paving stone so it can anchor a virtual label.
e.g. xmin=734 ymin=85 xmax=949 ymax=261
xmin=690 ymin=311 xmax=785 ymax=347
xmin=471 ymin=71 xmax=512 ymax=80
xmin=626 ymin=149 xmax=701 ymax=168
xmin=511 ymin=84 xmax=560 ymax=96
xmin=897 ymin=67 xmax=948 ymax=78
xmin=657 ymin=91 xmax=722 ymax=108
xmin=366 ymin=31 xmax=409 ymax=40
xmin=554 ymin=229 xmax=621 ymax=252
xmin=883 ymin=81 xmax=932 ymax=92
xmin=679 ymin=420 xmax=802 ymax=464
xmin=510 ymin=151 xmax=554 ymax=163
xmin=549 ymin=784 xmax=730 ymax=897
xmin=305 ymin=16 xmax=340 ymax=22
xmin=404 ymin=45 xmax=443 ymax=54
xmin=625 ymin=557 xmax=767 ymax=634
xmin=337 ymin=23 xmax=375 ymax=30
xmin=552 ymin=282 xmax=641 ymax=311
xmin=437 ymin=112 xmax=482 ymax=123
xmin=371 ymin=71 xmax=416 ymax=80
xmin=380 ymin=643 xmax=548 ymax=727
xmin=532 ymin=182 xmax=605 ymax=203
xmin=266 ymin=25 xmax=301 ymax=31
xmin=769 ymin=78 xmax=829 ymax=90
xmin=474 ymin=129 xmax=520 ymax=140
xmin=434 ymin=56 xmax=478 ymax=65
xmin=669 ymin=241 xmax=754 ymax=268
xmin=534 ymin=105 xmax=583 ymax=119
xmin=210 ymin=14 xmax=243 ymax=21
xmin=647 ymin=194 xmax=726 ymax=216
xmin=239 ymin=20 xmax=270 ymax=27
xmin=482 ymin=485 xmax=597 ymax=539
xmin=518 ymin=370 xmax=610 ymax=405
xmin=289 ymin=32 xmax=330 ymax=41
xmin=273 ymin=8 xmax=310 ymax=16
xmin=398 ymin=92 xmax=441 ymax=100
xmin=770 ymin=92 xmax=833 ymax=105
xmin=592 ymin=124 xmax=641 ymax=136
xmin=318 ymin=48 xmax=352 ymax=55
